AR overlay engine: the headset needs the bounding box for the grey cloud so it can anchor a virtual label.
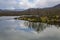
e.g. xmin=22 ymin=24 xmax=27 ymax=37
xmin=0 ymin=0 xmax=60 ymax=9
xmin=46 ymin=0 xmax=60 ymax=7
xmin=0 ymin=0 xmax=17 ymax=9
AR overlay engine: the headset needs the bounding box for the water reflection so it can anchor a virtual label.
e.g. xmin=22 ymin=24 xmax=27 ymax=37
xmin=0 ymin=16 xmax=60 ymax=40
xmin=29 ymin=22 xmax=49 ymax=32
xmin=17 ymin=21 xmax=60 ymax=33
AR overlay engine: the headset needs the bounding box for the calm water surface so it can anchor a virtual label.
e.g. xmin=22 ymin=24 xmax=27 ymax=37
xmin=0 ymin=16 xmax=60 ymax=40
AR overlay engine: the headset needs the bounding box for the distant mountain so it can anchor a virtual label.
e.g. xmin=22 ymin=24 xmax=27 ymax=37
xmin=0 ymin=4 xmax=60 ymax=16
xmin=0 ymin=8 xmax=25 ymax=11
xmin=14 ymin=9 xmax=25 ymax=11
xmin=54 ymin=4 xmax=60 ymax=8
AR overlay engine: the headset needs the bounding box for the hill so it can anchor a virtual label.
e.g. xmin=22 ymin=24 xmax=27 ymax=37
xmin=0 ymin=4 xmax=60 ymax=16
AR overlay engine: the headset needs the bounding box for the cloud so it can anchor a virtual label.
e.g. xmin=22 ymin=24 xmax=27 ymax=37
xmin=46 ymin=0 xmax=60 ymax=7
xmin=0 ymin=0 xmax=60 ymax=9
xmin=0 ymin=0 xmax=17 ymax=9
xmin=18 ymin=0 xmax=35 ymax=9
xmin=34 ymin=0 xmax=47 ymax=8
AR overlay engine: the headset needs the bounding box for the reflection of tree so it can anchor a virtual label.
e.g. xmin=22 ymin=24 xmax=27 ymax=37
xmin=24 ymin=21 xmax=49 ymax=33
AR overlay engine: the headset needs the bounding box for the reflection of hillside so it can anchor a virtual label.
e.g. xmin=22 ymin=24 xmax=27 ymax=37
xmin=24 ymin=21 xmax=49 ymax=32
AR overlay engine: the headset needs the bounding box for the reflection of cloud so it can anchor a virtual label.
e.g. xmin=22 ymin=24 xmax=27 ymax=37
xmin=0 ymin=19 xmax=60 ymax=40
xmin=0 ymin=24 xmax=60 ymax=40
xmin=15 ymin=21 xmax=34 ymax=32
xmin=0 ymin=19 xmax=36 ymax=40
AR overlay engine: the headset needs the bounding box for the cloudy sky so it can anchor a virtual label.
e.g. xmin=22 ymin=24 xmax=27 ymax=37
xmin=0 ymin=0 xmax=60 ymax=9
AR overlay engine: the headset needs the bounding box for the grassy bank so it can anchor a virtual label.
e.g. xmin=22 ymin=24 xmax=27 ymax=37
xmin=15 ymin=15 xmax=60 ymax=25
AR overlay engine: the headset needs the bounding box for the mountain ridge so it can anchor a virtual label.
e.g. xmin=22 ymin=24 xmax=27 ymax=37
xmin=0 ymin=4 xmax=60 ymax=16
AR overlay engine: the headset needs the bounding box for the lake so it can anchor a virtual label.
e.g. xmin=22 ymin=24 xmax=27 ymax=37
xmin=0 ymin=16 xmax=60 ymax=40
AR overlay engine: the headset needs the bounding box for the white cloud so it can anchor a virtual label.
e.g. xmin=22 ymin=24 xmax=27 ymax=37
xmin=34 ymin=0 xmax=47 ymax=8
xmin=0 ymin=0 xmax=60 ymax=9
xmin=18 ymin=0 xmax=60 ymax=9
xmin=18 ymin=0 xmax=35 ymax=9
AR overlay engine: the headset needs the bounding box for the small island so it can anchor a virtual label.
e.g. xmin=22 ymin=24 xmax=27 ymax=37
xmin=15 ymin=15 xmax=60 ymax=26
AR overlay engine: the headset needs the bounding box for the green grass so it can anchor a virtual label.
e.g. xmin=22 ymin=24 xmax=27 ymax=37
xmin=15 ymin=15 xmax=60 ymax=25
